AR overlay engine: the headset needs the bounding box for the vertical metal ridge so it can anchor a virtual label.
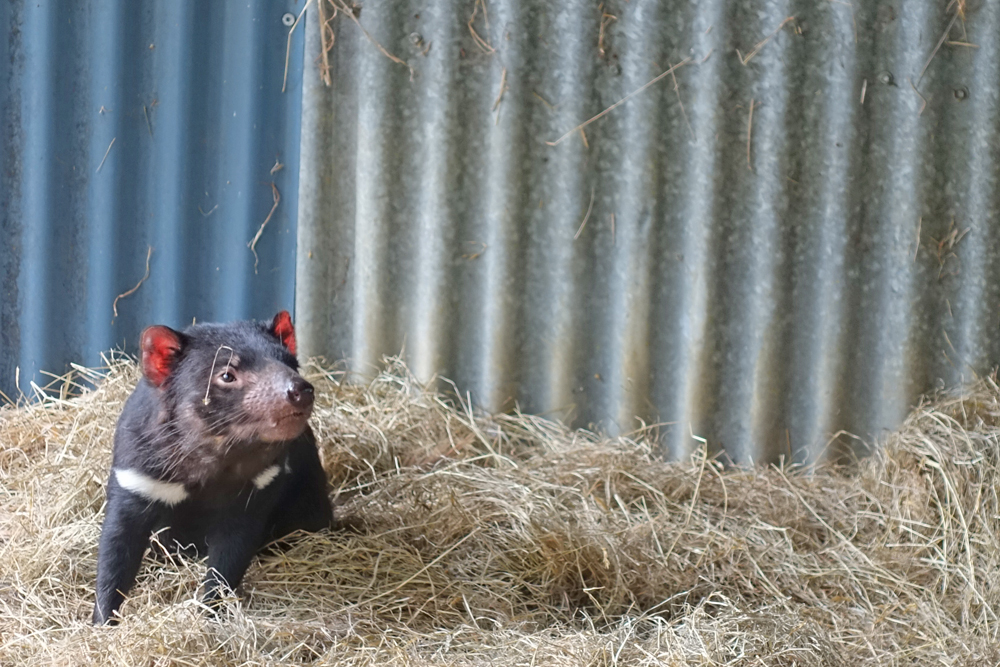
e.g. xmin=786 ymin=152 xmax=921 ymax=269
xmin=175 ymin=3 xmax=212 ymax=322
xmin=16 ymin=2 xmax=56 ymax=392
xmin=85 ymin=0 xmax=122 ymax=357
xmin=842 ymin=0 xmax=930 ymax=446
xmin=472 ymin=0 xmax=529 ymax=409
xmin=147 ymin=0 xmax=194 ymax=328
xmin=696 ymin=1 xmax=791 ymax=461
xmin=741 ymin=0 xmax=793 ymax=463
xmin=904 ymin=5 xmax=968 ymax=405
xmin=408 ymin=0 xmax=462 ymax=382
xmin=296 ymin=6 xmax=334 ymax=363
xmin=439 ymin=12 xmax=493 ymax=403
xmin=296 ymin=3 xmax=358 ymax=366
xmin=963 ymin=1 xmax=1000 ymax=378
xmin=350 ymin=4 xmax=403 ymax=372
xmin=219 ymin=0 xmax=264 ymax=319
xmin=657 ymin=0 xmax=724 ymax=459
xmin=518 ymin=3 xmax=595 ymax=421
xmin=596 ymin=0 xmax=663 ymax=436
xmin=57 ymin=3 xmax=92 ymax=367
xmin=217 ymin=2 xmax=251 ymax=319
xmin=206 ymin=1 xmax=235 ymax=317
xmin=914 ymin=1 xmax=1000 ymax=393
xmin=0 ymin=0 xmax=23 ymax=395
xmin=780 ymin=0 xmax=858 ymax=461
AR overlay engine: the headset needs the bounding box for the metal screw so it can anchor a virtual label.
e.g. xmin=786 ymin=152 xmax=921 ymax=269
xmin=878 ymin=71 xmax=894 ymax=86
xmin=409 ymin=32 xmax=423 ymax=45
xmin=282 ymin=13 xmax=296 ymax=27
xmin=954 ymin=86 xmax=969 ymax=100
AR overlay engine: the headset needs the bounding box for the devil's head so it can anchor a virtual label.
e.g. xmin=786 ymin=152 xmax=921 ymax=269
xmin=140 ymin=311 xmax=314 ymax=443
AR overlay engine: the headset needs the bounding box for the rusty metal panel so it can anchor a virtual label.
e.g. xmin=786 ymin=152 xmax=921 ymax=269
xmin=297 ymin=0 xmax=1000 ymax=462
xmin=0 ymin=0 xmax=306 ymax=400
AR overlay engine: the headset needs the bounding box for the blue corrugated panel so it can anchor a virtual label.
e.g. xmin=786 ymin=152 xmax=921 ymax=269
xmin=296 ymin=0 xmax=1000 ymax=462
xmin=0 ymin=0 xmax=306 ymax=400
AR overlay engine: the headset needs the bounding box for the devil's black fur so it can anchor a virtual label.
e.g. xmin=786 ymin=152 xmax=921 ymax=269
xmin=92 ymin=314 xmax=332 ymax=625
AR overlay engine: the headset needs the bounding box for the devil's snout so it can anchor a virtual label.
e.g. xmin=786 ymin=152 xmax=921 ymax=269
xmin=287 ymin=378 xmax=314 ymax=411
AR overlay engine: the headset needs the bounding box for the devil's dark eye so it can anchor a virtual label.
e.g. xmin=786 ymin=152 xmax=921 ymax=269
xmin=220 ymin=371 xmax=237 ymax=383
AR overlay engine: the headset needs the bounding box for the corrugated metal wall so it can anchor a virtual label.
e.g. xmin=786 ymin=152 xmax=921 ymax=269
xmin=0 ymin=0 xmax=306 ymax=400
xmin=296 ymin=0 xmax=1000 ymax=462
xmin=3 ymin=0 xmax=997 ymax=464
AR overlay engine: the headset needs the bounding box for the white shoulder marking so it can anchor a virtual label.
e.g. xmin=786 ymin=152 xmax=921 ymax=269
xmin=252 ymin=464 xmax=282 ymax=490
xmin=114 ymin=468 xmax=189 ymax=506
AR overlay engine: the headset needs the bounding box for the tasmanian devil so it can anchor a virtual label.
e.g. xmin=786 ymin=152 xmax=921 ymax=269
xmin=92 ymin=311 xmax=333 ymax=625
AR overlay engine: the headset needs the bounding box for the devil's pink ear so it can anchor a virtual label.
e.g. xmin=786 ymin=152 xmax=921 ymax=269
xmin=271 ymin=311 xmax=297 ymax=355
xmin=140 ymin=326 xmax=183 ymax=387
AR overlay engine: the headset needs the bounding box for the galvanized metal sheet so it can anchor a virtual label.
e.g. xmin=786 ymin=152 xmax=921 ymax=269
xmin=296 ymin=0 xmax=1000 ymax=462
xmin=0 ymin=0 xmax=307 ymax=400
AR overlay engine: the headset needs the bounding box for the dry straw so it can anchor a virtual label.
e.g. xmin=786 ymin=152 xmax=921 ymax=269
xmin=2 ymin=356 xmax=1000 ymax=665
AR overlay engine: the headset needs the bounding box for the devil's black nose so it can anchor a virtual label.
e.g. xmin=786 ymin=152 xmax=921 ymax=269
xmin=287 ymin=378 xmax=315 ymax=410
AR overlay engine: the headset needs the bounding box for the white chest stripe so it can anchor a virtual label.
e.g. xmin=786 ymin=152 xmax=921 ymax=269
xmin=252 ymin=464 xmax=281 ymax=490
xmin=114 ymin=468 xmax=189 ymax=506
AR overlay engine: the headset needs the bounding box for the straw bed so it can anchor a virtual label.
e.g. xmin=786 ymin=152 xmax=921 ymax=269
xmin=2 ymin=357 xmax=1000 ymax=665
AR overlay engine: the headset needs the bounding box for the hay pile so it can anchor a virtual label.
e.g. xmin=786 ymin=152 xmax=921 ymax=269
xmin=2 ymin=357 xmax=1000 ymax=665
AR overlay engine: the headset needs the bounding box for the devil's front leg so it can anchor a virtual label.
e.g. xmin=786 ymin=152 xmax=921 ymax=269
xmin=201 ymin=510 xmax=268 ymax=611
xmin=93 ymin=488 xmax=160 ymax=625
